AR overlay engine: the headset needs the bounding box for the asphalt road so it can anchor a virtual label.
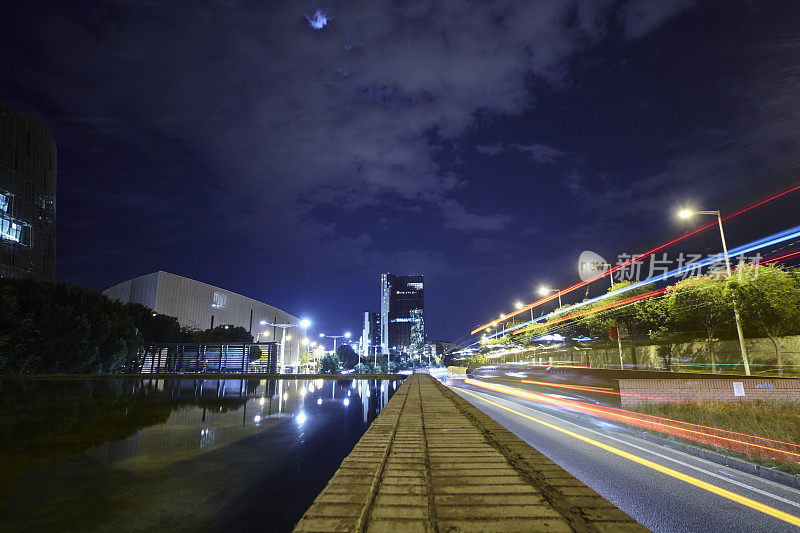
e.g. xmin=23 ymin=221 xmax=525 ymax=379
xmin=448 ymin=364 xmax=800 ymax=532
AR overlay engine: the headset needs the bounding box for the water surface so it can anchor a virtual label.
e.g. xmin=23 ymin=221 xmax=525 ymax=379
xmin=0 ymin=377 xmax=399 ymax=531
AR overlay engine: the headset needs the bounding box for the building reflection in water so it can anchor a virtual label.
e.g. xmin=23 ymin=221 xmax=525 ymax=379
xmin=0 ymin=376 xmax=403 ymax=532
xmin=81 ymin=378 xmax=397 ymax=469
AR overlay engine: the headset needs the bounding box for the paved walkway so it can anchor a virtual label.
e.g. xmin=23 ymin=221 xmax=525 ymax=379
xmin=294 ymin=374 xmax=646 ymax=532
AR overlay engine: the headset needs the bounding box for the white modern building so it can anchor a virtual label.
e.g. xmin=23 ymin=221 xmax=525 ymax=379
xmin=103 ymin=271 xmax=303 ymax=364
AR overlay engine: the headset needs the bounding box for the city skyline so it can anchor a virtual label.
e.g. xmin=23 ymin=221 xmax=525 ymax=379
xmin=2 ymin=2 xmax=800 ymax=342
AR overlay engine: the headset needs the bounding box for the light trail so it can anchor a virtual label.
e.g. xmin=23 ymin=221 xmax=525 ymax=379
xmin=763 ymin=248 xmax=800 ymax=264
xmin=513 ymin=287 xmax=667 ymax=335
xmin=486 ymin=222 xmax=800 ymax=340
xmin=464 ymin=378 xmax=800 ymax=462
xmin=471 ymin=183 xmax=800 ymax=335
xmin=455 ymin=387 xmax=800 ymax=528
xmin=512 ymin=247 xmax=799 ymax=337
xmin=511 ymin=378 xmax=800 ymax=449
xmin=519 ymin=379 xmax=619 ymax=395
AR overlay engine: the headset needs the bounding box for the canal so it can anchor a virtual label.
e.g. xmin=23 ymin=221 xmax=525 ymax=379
xmin=0 ymin=377 xmax=400 ymax=531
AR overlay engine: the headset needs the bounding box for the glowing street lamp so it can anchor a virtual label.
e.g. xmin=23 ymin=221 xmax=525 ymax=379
xmin=538 ymin=286 xmax=562 ymax=308
xmin=677 ymin=208 xmax=751 ymax=375
xmin=264 ymin=321 xmax=299 ymax=371
xmin=319 ymin=332 xmax=350 ymax=352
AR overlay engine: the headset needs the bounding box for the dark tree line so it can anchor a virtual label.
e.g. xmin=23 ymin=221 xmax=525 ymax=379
xmin=0 ymin=278 xmax=252 ymax=374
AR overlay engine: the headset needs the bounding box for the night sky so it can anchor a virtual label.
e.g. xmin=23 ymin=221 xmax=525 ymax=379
xmin=2 ymin=1 xmax=799 ymax=344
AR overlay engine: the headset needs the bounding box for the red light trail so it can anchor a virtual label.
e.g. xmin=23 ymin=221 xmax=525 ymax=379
xmin=471 ymin=183 xmax=800 ymax=335
xmin=512 ymin=287 xmax=667 ymax=335
xmin=464 ymin=378 xmax=800 ymax=465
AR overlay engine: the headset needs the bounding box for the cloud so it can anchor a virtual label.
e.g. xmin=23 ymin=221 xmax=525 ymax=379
xmin=622 ymin=0 xmax=695 ymax=39
xmin=476 ymin=142 xmax=565 ymax=163
xmin=1 ymin=0 xmax=694 ymax=271
xmin=475 ymin=143 xmax=505 ymax=155
xmin=439 ymin=199 xmax=512 ymax=231
xmin=510 ymin=143 xmax=566 ymax=163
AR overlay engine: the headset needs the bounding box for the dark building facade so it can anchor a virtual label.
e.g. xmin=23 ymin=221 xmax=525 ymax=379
xmin=380 ymin=273 xmax=425 ymax=356
xmin=0 ymin=103 xmax=56 ymax=280
xmin=361 ymin=311 xmax=381 ymax=356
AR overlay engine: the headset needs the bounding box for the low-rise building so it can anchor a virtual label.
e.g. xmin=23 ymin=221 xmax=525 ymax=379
xmin=104 ymin=271 xmax=302 ymax=363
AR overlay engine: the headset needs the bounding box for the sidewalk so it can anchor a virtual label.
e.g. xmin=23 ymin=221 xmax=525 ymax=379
xmin=294 ymin=374 xmax=646 ymax=532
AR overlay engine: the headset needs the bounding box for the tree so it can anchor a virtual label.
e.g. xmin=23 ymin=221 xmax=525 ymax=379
xmin=299 ymin=351 xmax=315 ymax=367
xmin=726 ymin=264 xmax=800 ymax=373
xmin=665 ymin=275 xmax=731 ymax=373
xmin=319 ymin=354 xmax=341 ymax=374
xmin=336 ymin=344 xmax=359 ymax=369
xmin=0 ymin=278 xmax=144 ymax=373
xmin=353 ymin=362 xmax=371 ymax=374
xmin=193 ymin=325 xmax=253 ymax=343
xmin=466 ymin=353 xmax=488 ymax=366
xmin=579 ymin=281 xmax=658 ymax=368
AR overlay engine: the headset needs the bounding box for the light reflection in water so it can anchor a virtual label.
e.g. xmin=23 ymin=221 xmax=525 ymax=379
xmin=0 ymin=377 xmax=401 ymax=532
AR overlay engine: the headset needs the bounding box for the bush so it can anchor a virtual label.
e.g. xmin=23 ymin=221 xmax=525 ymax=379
xmin=319 ymin=354 xmax=341 ymax=374
xmin=0 ymin=279 xmax=154 ymax=373
xmin=335 ymin=345 xmax=359 ymax=369
xmin=353 ymin=362 xmax=371 ymax=374
xmin=466 ymin=353 xmax=488 ymax=366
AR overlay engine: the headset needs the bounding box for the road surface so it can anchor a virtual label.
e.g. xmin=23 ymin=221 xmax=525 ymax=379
xmin=448 ymin=365 xmax=800 ymax=532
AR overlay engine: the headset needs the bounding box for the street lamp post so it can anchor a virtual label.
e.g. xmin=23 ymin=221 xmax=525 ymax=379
xmin=319 ymin=332 xmax=351 ymax=353
xmin=679 ymin=209 xmax=751 ymax=375
xmin=538 ymin=286 xmax=562 ymax=308
xmin=515 ymin=301 xmax=534 ymax=323
xmin=265 ymin=322 xmax=298 ymax=371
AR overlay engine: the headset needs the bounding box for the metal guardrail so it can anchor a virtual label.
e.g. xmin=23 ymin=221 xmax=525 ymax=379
xmin=141 ymin=342 xmax=279 ymax=374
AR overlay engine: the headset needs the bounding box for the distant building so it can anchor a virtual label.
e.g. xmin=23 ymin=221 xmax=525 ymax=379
xmin=361 ymin=311 xmax=381 ymax=356
xmin=380 ymin=273 xmax=425 ymax=356
xmin=103 ymin=271 xmax=302 ymax=362
xmin=0 ymin=103 xmax=56 ymax=280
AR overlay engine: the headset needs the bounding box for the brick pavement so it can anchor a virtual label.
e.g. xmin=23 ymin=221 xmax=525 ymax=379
xmin=294 ymin=374 xmax=647 ymax=532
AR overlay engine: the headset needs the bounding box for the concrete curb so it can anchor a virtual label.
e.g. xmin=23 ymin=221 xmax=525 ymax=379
xmin=0 ymin=373 xmax=406 ymax=380
xmin=294 ymin=374 xmax=648 ymax=532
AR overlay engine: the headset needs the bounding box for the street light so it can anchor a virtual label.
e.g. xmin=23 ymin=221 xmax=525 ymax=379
xmin=299 ymin=319 xmax=311 ymax=329
xmin=678 ymin=208 xmax=751 ymax=375
xmin=538 ymin=286 xmax=562 ymax=308
xmin=515 ymin=300 xmax=535 ymax=323
xmin=319 ymin=332 xmax=350 ymax=352
xmin=264 ymin=321 xmax=299 ymax=371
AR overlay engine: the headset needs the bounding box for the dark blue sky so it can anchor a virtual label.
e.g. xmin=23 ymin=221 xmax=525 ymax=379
xmin=2 ymin=1 xmax=799 ymax=343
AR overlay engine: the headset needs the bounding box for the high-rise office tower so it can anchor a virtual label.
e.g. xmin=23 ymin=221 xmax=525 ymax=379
xmin=380 ymin=273 xmax=424 ymax=356
xmin=361 ymin=311 xmax=381 ymax=356
xmin=0 ymin=103 xmax=56 ymax=280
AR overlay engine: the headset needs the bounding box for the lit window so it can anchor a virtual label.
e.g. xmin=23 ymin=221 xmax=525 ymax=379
xmin=0 ymin=216 xmax=21 ymax=243
xmin=0 ymin=194 xmax=8 ymax=214
xmin=211 ymin=292 xmax=227 ymax=309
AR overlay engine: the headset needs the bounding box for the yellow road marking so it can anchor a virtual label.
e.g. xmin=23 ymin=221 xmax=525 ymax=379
xmin=455 ymin=387 xmax=800 ymax=528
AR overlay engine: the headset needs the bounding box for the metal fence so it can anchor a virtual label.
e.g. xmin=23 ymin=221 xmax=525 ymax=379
xmin=140 ymin=342 xmax=278 ymax=374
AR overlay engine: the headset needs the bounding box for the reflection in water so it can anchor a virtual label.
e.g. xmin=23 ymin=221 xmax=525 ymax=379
xmin=0 ymin=377 xmax=400 ymax=532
